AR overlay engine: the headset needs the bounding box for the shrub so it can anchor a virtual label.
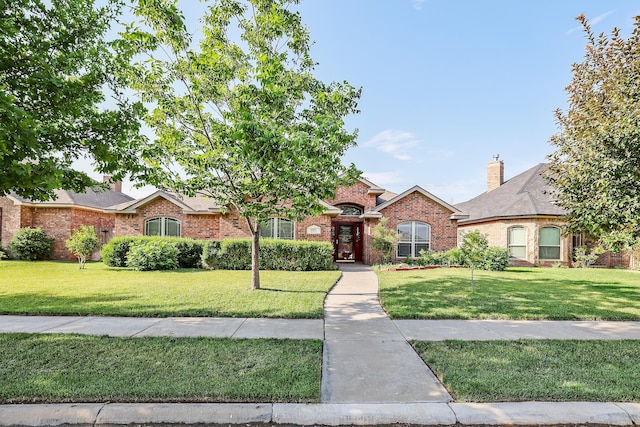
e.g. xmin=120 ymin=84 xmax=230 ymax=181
xmin=66 ymin=225 xmax=101 ymax=269
xmin=371 ymin=218 xmax=398 ymax=264
xmin=573 ymin=245 xmax=604 ymax=268
xmin=444 ymin=248 xmax=465 ymax=265
xmin=126 ymin=240 xmax=180 ymax=271
xmin=102 ymin=237 xmax=205 ymax=268
xmin=202 ymin=238 xmax=334 ymax=271
xmin=174 ymin=239 xmax=204 ymax=268
xmin=201 ymin=240 xmax=223 ymax=269
xmin=8 ymin=227 xmax=54 ymax=260
xmin=101 ymin=236 xmax=144 ymax=267
xmin=478 ymin=247 xmax=510 ymax=271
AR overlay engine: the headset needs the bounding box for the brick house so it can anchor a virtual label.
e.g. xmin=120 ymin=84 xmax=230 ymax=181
xmin=455 ymin=157 xmax=573 ymax=266
xmin=105 ymin=178 xmax=465 ymax=264
xmin=0 ymin=179 xmax=133 ymax=260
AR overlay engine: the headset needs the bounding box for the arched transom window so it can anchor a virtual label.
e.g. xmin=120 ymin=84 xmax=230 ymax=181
xmin=145 ymin=217 xmax=181 ymax=237
xmin=337 ymin=204 xmax=363 ymax=216
xmin=260 ymin=218 xmax=294 ymax=240
xmin=397 ymin=221 xmax=430 ymax=258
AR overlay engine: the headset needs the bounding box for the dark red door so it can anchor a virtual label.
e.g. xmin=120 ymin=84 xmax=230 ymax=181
xmin=332 ymin=222 xmax=363 ymax=262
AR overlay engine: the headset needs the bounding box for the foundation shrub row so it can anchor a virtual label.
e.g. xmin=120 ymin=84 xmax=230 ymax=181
xmin=101 ymin=237 xmax=334 ymax=271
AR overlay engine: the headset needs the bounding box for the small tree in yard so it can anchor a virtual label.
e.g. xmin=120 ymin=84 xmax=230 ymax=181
xmin=121 ymin=0 xmax=361 ymax=289
xmin=371 ymin=218 xmax=399 ymax=264
xmin=460 ymin=230 xmax=488 ymax=293
xmin=66 ymin=225 xmax=101 ymax=269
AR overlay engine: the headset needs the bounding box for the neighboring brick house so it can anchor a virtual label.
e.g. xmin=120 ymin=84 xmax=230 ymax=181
xmin=455 ymin=157 xmax=573 ymax=266
xmin=0 ymin=179 xmax=133 ymax=260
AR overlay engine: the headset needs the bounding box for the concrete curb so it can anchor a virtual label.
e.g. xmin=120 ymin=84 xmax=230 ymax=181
xmin=1 ymin=402 xmax=639 ymax=426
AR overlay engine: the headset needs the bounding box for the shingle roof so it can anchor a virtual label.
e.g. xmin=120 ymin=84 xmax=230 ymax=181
xmin=10 ymin=186 xmax=134 ymax=210
xmin=110 ymin=190 xmax=220 ymax=213
xmin=455 ymin=163 xmax=566 ymax=224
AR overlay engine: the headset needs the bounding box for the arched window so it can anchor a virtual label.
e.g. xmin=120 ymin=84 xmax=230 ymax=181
xmin=337 ymin=204 xmax=363 ymax=216
xmin=145 ymin=217 xmax=181 ymax=237
xmin=539 ymin=226 xmax=561 ymax=260
xmin=260 ymin=218 xmax=294 ymax=240
xmin=508 ymin=226 xmax=527 ymax=259
xmin=397 ymin=221 xmax=430 ymax=258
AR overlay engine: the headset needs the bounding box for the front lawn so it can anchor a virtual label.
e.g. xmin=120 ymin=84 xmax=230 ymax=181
xmin=0 ymin=333 xmax=321 ymax=403
xmin=0 ymin=261 xmax=340 ymax=318
xmin=414 ymin=339 xmax=640 ymax=402
xmin=378 ymin=267 xmax=640 ymax=320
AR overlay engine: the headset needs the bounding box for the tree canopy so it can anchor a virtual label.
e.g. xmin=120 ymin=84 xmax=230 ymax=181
xmin=0 ymin=0 xmax=144 ymax=201
xmin=122 ymin=0 xmax=361 ymax=288
xmin=547 ymin=15 xmax=640 ymax=249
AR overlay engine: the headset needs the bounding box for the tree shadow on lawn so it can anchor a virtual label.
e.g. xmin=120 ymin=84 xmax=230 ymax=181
xmin=379 ymin=271 xmax=640 ymax=321
xmin=0 ymin=293 xmax=323 ymax=318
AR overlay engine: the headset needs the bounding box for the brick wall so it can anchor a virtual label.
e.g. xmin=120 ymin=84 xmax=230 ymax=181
xmin=115 ymin=198 xmax=219 ymax=239
xmin=0 ymin=197 xmax=22 ymax=251
xmin=325 ymin=181 xmax=378 ymax=211
xmin=458 ymin=217 xmax=571 ymax=266
xmin=296 ymin=215 xmax=332 ymax=242
xmin=378 ymin=191 xmax=459 ymax=260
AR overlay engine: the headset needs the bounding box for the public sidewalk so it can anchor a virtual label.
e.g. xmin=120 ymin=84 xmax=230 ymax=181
xmin=1 ymin=264 xmax=640 ymax=426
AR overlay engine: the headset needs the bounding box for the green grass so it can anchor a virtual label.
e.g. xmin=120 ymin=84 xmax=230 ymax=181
xmin=0 ymin=261 xmax=340 ymax=318
xmin=378 ymin=267 xmax=640 ymax=320
xmin=0 ymin=333 xmax=322 ymax=403
xmin=413 ymin=339 xmax=640 ymax=402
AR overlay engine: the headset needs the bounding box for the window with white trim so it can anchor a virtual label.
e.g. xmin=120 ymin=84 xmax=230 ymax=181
xmin=259 ymin=218 xmax=294 ymax=240
xmin=539 ymin=226 xmax=561 ymax=260
xmin=508 ymin=226 xmax=527 ymax=259
xmin=397 ymin=221 xmax=430 ymax=258
xmin=145 ymin=217 xmax=181 ymax=237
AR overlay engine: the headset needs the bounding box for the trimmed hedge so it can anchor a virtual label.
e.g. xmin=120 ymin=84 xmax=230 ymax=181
xmin=103 ymin=237 xmax=333 ymax=271
xmin=101 ymin=237 xmax=204 ymax=269
xmin=127 ymin=240 xmax=180 ymax=271
xmin=202 ymin=239 xmax=335 ymax=271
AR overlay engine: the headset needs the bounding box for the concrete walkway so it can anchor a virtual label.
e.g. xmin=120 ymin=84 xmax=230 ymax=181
xmin=1 ymin=263 xmax=640 ymax=425
xmin=322 ymin=264 xmax=451 ymax=403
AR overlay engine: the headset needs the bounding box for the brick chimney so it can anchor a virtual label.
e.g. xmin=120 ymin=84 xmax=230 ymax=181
xmin=487 ymin=154 xmax=504 ymax=192
xmin=103 ymin=175 xmax=123 ymax=193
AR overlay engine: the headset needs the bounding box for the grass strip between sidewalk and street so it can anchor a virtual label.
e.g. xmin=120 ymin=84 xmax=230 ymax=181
xmin=0 ymin=333 xmax=322 ymax=404
xmin=0 ymin=261 xmax=340 ymax=318
xmin=413 ymin=339 xmax=640 ymax=402
xmin=378 ymin=267 xmax=640 ymax=320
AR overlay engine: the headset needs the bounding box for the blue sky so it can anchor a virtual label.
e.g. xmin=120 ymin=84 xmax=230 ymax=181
xmin=89 ymin=0 xmax=640 ymax=204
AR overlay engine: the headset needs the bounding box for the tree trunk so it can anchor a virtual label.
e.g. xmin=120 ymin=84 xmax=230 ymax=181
xmin=470 ymin=265 xmax=475 ymax=293
xmin=251 ymin=230 xmax=261 ymax=290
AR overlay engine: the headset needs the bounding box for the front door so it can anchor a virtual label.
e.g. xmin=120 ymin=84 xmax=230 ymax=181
xmin=332 ymin=222 xmax=363 ymax=262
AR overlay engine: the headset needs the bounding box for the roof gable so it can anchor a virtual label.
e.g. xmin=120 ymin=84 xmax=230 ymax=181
xmin=373 ymin=185 xmax=466 ymax=219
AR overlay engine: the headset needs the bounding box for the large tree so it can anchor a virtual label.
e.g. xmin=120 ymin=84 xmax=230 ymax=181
xmin=546 ymin=15 xmax=640 ymax=249
xmin=0 ymin=0 xmax=144 ymax=201
xmin=122 ymin=0 xmax=361 ymax=289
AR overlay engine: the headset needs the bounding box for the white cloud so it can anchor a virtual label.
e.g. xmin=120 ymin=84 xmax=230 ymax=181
xmin=363 ymin=129 xmax=420 ymax=161
xmin=412 ymin=0 xmax=426 ymax=11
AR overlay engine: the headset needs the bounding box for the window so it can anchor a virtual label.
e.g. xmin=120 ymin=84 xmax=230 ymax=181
xmin=337 ymin=204 xmax=363 ymax=216
xmin=260 ymin=218 xmax=294 ymax=240
xmin=539 ymin=226 xmax=561 ymax=260
xmin=508 ymin=226 xmax=527 ymax=259
xmin=397 ymin=221 xmax=430 ymax=258
xmin=145 ymin=218 xmax=181 ymax=237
